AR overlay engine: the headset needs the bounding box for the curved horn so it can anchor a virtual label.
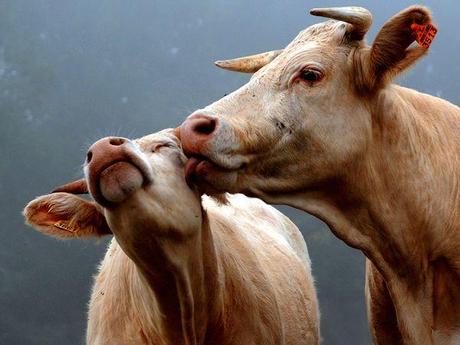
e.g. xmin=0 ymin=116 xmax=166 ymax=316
xmin=214 ymin=49 xmax=283 ymax=73
xmin=52 ymin=178 xmax=88 ymax=194
xmin=310 ymin=7 xmax=372 ymax=40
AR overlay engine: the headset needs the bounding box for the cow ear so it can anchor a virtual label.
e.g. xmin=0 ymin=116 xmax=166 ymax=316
xmin=23 ymin=192 xmax=112 ymax=239
xmin=359 ymin=6 xmax=434 ymax=91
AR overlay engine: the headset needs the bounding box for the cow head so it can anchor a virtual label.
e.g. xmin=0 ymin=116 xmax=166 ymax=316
xmin=24 ymin=130 xmax=203 ymax=244
xmin=180 ymin=6 xmax=433 ymax=198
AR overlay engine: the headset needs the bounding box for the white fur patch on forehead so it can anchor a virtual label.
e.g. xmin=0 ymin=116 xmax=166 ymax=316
xmin=286 ymin=20 xmax=349 ymax=49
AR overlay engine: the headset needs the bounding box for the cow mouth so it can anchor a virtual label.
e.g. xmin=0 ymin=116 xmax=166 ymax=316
xmin=184 ymin=155 xmax=235 ymax=188
xmin=88 ymin=157 xmax=153 ymax=207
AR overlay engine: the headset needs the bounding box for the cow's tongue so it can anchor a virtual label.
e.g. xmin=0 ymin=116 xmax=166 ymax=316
xmin=99 ymin=161 xmax=144 ymax=204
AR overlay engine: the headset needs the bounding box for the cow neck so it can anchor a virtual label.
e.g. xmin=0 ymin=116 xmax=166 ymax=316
xmin=359 ymin=85 xmax=460 ymax=278
xmin=260 ymin=85 xmax=460 ymax=344
xmin=118 ymin=210 xmax=223 ymax=345
xmin=264 ymin=85 xmax=460 ymax=277
xmin=336 ymin=85 xmax=460 ymax=344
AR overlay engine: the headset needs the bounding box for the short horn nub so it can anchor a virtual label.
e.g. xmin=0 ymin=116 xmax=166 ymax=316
xmin=215 ymin=49 xmax=283 ymax=73
xmin=310 ymin=7 xmax=372 ymax=39
xmin=52 ymin=178 xmax=88 ymax=194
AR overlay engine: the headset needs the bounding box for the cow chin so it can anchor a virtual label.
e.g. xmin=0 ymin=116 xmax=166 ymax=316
xmin=85 ymin=159 xmax=152 ymax=209
xmin=98 ymin=161 xmax=145 ymax=204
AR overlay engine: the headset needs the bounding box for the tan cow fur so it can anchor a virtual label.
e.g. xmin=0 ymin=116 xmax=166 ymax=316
xmin=24 ymin=131 xmax=319 ymax=345
xmin=179 ymin=6 xmax=460 ymax=345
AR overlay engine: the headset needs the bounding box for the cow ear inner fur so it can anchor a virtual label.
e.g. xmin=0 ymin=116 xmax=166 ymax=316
xmin=23 ymin=192 xmax=112 ymax=239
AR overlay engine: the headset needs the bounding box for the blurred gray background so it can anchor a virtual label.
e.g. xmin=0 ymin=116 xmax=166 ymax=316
xmin=1 ymin=1 xmax=458 ymax=344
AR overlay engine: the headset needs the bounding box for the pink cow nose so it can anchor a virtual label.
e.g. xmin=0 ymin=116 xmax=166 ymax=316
xmin=86 ymin=137 xmax=128 ymax=166
xmin=180 ymin=113 xmax=218 ymax=155
xmin=86 ymin=136 xmax=145 ymax=206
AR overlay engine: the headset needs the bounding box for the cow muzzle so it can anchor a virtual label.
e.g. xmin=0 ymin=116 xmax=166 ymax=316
xmin=180 ymin=113 xmax=218 ymax=157
xmin=85 ymin=136 xmax=153 ymax=207
xmin=180 ymin=112 xmax=249 ymax=190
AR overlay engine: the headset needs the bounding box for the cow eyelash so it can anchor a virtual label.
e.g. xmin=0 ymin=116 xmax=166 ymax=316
xmin=152 ymin=143 xmax=174 ymax=152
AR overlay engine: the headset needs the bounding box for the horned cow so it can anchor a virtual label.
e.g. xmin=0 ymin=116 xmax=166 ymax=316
xmin=179 ymin=6 xmax=460 ymax=345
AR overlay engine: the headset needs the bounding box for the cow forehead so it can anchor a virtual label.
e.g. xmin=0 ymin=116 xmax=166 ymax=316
xmin=287 ymin=20 xmax=349 ymax=49
xmin=134 ymin=129 xmax=180 ymax=150
xmin=251 ymin=20 xmax=351 ymax=84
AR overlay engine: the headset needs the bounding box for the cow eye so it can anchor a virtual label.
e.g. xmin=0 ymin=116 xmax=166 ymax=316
xmin=299 ymin=69 xmax=323 ymax=83
xmin=152 ymin=143 xmax=174 ymax=152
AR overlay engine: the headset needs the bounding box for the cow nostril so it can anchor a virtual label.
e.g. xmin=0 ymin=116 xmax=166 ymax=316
xmin=86 ymin=151 xmax=93 ymax=163
xmin=193 ymin=118 xmax=216 ymax=135
xmin=109 ymin=137 xmax=125 ymax=146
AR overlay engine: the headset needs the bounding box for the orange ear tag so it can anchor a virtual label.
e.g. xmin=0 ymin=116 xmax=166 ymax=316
xmin=411 ymin=22 xmax=438 ymax=49
xmin=54 ymin=221 xmax=77 ymax=233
